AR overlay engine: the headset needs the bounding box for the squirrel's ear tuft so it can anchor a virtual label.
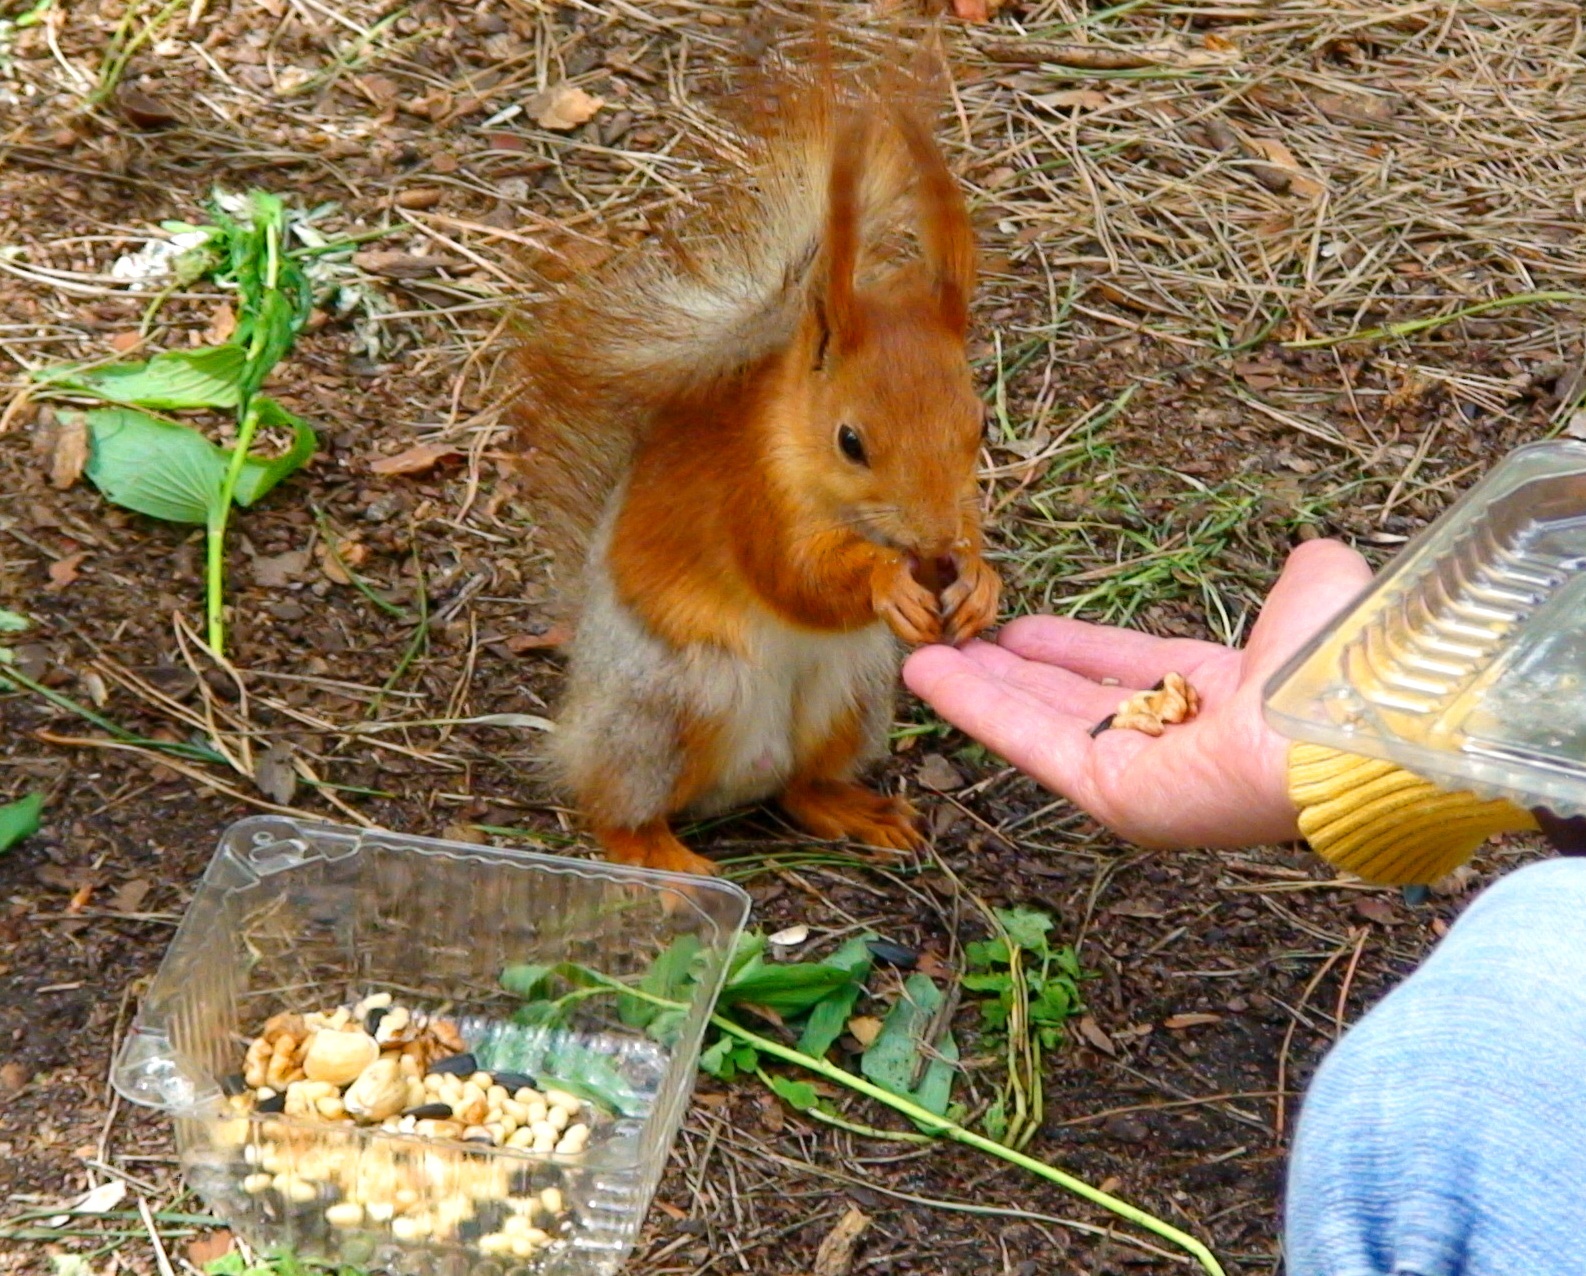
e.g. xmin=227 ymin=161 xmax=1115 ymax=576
xmin=894 ymin=104 xmax=976 ymax=339
xmin=819 ymin=116 xmax=868 ymax=358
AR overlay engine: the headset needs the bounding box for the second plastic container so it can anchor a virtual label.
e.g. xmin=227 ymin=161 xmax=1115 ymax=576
xmin=112 ymin=817 xmax=751 ymax=1275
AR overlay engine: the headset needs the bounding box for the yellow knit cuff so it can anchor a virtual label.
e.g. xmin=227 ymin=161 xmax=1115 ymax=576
xmin=1287 ymin=742 xmax=1537 ymax=886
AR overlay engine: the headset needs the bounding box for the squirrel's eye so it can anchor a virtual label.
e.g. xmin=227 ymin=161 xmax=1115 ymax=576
xmin=837 ymin=424 xmax=867 ymax=466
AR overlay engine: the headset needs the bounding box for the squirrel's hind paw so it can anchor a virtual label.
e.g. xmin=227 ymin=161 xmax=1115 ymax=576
xmin=593 ymin=821 xmax=719 ymax=877
xmin=781 ymin=781 xmax=922 ymax=853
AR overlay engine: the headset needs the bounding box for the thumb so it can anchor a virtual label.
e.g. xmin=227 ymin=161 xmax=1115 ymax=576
xmin=1244 ymin=538 xmax=1374 ymax=680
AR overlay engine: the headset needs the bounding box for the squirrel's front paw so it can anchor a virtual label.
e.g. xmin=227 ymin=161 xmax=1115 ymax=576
xmin=872 ymin=554 xmax=942 ymax=646
xmin=940 ymin=553 xmax=1000 ymax=647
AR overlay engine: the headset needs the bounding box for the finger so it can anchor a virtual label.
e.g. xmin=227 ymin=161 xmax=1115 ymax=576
xmin=996 ymin=614 xmax=1225 ymax=687
xmin=903 ymin=646 xmax=1106 ymax=799
xmin=1243 ymin=539 xmax=1374 ymax=678
xmin=953 ymin=639 xmax=1130 ymax=722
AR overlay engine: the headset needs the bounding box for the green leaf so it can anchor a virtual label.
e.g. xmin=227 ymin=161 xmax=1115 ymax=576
xmin=500 ymin=963 xmax=554 ymax=998
xmin=978 ymin=999 xmax=1011 ymax=1032
xmin=1030 ymin=980 xmax=1077 ymax=1027
xmin=960 ymin=971 xmax=1012 ymax=994
xmin=796 ymin=935 xmax=874 ymax=1059
xmin=34 ymin=345 xmax=245 ymax=409
xmin=0 ymin=610 xmax=29 ymax=633
xmin=620 ymin=933 xmax=702 ymax=1030
xmin=204 ymin=1254 xmax=247 ymax=1276
xmin=725 ymin=962 xmax=858 ymax=1017
xmin=995 ymin=907 xmax=1054 ymax=953
xmin=699 ymin=1036 xmax=758 ymax=1081
xmin=85 ymin=406 xmax=224 ymax=524
xmin=84 ymin=403 xmax=316 ymax=527
xmin=724 ymin=931 xmax=768 ymax=983
xmin=964 ymin=936 xmax=1008 ymax=970
xmin=0 ymin=794 xmax=42 ymax=852
xmin=982 ymin=1097 xmax=1008 ymax=1142
xmin=229 ymin=397 xmax=317 ymax=506
xmin=860 ymin=973 xmax=958 ymax=1122
xmin=50 ymin=1257 xmax=93 ymax=1276
xmin=766 ymin=1073 xmax=821 ymax=1112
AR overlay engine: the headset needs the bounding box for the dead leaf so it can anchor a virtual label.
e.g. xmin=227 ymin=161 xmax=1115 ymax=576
xmin=1033 ymin=89 xmax=1108 ymax=111
xmin=117 ymin=86 xmax=181 ymax=128
xmin=1311 ymin=90 xmax=1398 ymax=126
xmin=395 ymin=187 xmax=445 ymax=210
xmin=757 ymin=1090 xmax=785 ymax=1134
xmin=1246 ymin=136 xmax=1300 ymax=169
xmin=1163 ymin=1012 xmax=1222 ymax=1030
xmin=185 ymin=1230 xmax=234 ymax=1268
xmin=253 ymin=743 xmax=297 ymax=805
xmin=0 ymin=1061 xmax=27 ymax=1092
xmin=370 ymin=442 xmax=462 ymax=476
xmin=316 ymin=539 xmax=366 ymax=585
xmin=49 ymin=411 xmax=88 ymax=490
xmin=505 ymin=622 xmax=573 ymax=652
xmin=528 ymin=83 xmax=604 ymax=131
xmin=951 ymin=0 xmax=992 ymax=21
xmin=108 ymin=330 xmax=142 ymax=354
xmin=813 ymin=1205 xmax=870 ymax=1276
xmin=204 ymin=303 xmax=237 ymax=345
xmin=252 ymin=548 xmax=310 ymax=588
xmin=916 ymin=753 xmax=964 ymax=792
xmin=47 ymin=552 xmax=85 ymax=591
xmin=1353 ymin=896 xmax=1398 ymax=926
xmin=847 ymin=1015 xmax=883 ymax=1048
xmin=1077 ymin=1014 xmax=1116 ymax=1056
xmin=352 ymin=250 xmax=458 ymax=279
xmin=1104 ymin=898 xmax=1165 ymax=919
xmin=1244 ymin=136 xmax=1326 ymax=198
xmin=441 ymin=821 xmax=486 ymax=844
xmin=110 ymin=878 xmax=152 ymax=913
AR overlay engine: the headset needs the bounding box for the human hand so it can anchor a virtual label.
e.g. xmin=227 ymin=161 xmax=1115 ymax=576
xmin=902 ymin=539 xmax=1373 ymax=849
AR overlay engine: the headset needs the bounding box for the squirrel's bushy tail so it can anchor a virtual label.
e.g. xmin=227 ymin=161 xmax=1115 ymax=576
xmin=506 ymin=45 xmax=962 ymax=604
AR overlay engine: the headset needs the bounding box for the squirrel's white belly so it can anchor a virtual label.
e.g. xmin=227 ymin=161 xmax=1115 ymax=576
xmin=689 ymin=614 xmax=897 ymax=814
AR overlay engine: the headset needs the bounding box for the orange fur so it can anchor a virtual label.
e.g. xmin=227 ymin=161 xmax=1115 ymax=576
xmin=509 ymin=46 xmax=999 ymax=872
xmin=594 ymin=821 xmax=718 ymax=878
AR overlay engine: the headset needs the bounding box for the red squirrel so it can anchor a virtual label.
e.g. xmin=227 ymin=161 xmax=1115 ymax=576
xmin=508 ymin=58 xmax=999 ymax=876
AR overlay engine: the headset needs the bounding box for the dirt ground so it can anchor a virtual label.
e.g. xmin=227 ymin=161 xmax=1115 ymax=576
xmin=2 ymin=1 xmax=1584 ymax=1273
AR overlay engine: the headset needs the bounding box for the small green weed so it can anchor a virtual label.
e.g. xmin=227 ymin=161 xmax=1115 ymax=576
xmin=962 ymin=906 xmax=1085 ymax=1148
xmin=31 ymin=192 xmax=329 ymax=657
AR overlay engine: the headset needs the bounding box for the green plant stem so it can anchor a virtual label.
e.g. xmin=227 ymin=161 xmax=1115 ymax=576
xmin=207 ymin=399 xmax=259 ymax=654
xmin=562 ymin=970 xmax=1222 ymax=1273
xmin=1284 ymin=291 xmax=1586 ymax=349
xmin=207 ymin=216 xmax=283 ymax=654
xmin=713 ymin=1015 xmax=1224 ymax=1276
xmin=753 ymin=1068 xmax=933 ymax=1144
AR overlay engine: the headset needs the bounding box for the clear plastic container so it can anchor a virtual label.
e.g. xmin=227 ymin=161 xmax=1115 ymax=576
xmin=1265 ymin=440 xmax=1586 ymax=816
xmin=112 ymin=816 xmax=750 ymax=1275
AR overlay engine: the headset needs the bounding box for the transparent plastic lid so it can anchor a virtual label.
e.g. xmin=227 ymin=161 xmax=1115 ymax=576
xmin=1264 ymin=440 xmax=1586 ymax=818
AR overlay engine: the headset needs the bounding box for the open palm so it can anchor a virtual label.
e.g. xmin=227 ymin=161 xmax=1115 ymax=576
xmin=903 ymin=540 xmax=1374 ymax=849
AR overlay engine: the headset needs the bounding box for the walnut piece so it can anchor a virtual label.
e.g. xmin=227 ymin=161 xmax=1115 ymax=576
xmin=1108 ymin=672 xmax=1201 ymax=736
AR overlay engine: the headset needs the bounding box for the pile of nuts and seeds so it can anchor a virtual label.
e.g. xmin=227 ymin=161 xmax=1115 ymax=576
xmin=220 ymin=993 xmax=606 ymax=1259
